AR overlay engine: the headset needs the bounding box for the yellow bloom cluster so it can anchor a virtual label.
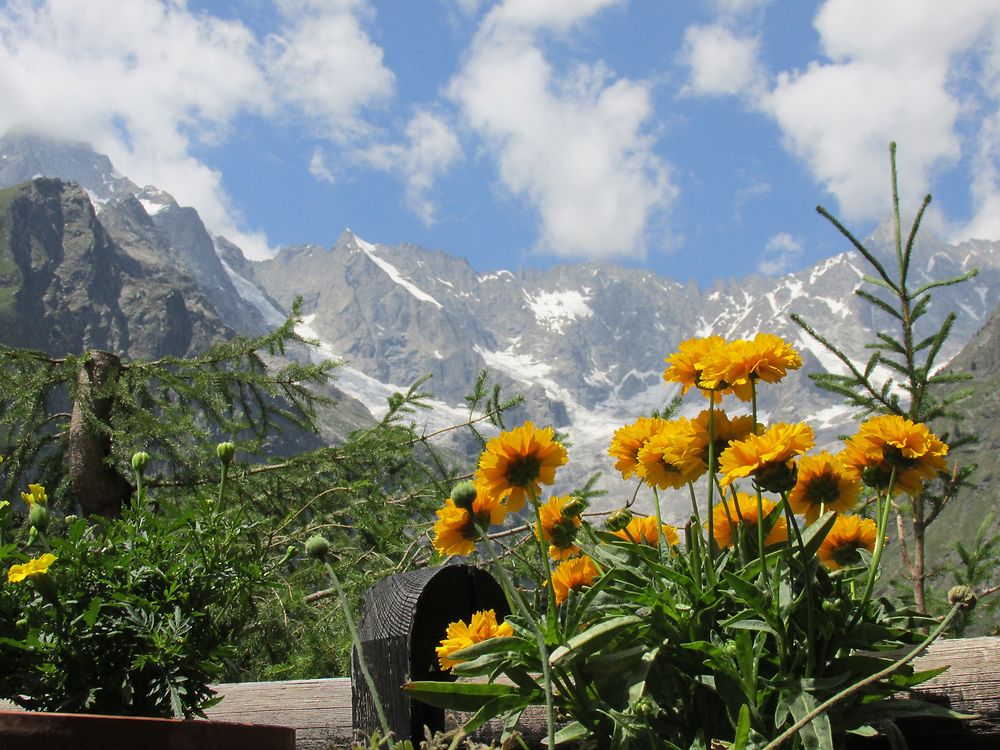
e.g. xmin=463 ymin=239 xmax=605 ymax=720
xmin=663 ymin=333 xmax=803 ymax=401
xmin=433 ymin=421 xmax=568 ymax=557
xmin=436 ymin=609 xmax=513 ymax=670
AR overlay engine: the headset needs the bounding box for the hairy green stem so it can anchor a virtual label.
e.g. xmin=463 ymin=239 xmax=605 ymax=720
xmin=323 ymin=560 xmax=393 ymax=746
xmin=476 ymin=520 xmax=557 ymax=750
xmin=849 ymin=468 xmax=897 ymax=631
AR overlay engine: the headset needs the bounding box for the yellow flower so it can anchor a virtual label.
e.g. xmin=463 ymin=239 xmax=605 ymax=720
xmin=552 ymin=556 xmax=600 ymax=605
xmin=535 ymin=495 xmax=582 ymax=560
xmin=719 ymin=423 xmax=814 ymax=491
xmin=818 ymin=515 xmax=877 ymax=570
xmin=436 ymin=609 xmax=513 ymax=670
xmin=787 ymin=451 xmax=860 ymax=524
xmin=637 ymin=419 xmax=703 ymax=490
xmin=608 ymin=416 xmax=667 ymax=480
xmin=698 ymin=334 xmax=803 ymax=401
xmin=710 ymin=493 xmax=788 ymax=549
xmin=432 ymin=486 xmax=507 ymax=557
xmin=688 ymin=409 xmax=758 ymax=473
xmin=476 ymin=422 xmax=568 ymax=513
xmin=612 ymin=515 xmax=680 ymax=547
xmin=662 ymin=336 xmax=728 ymax=397
xmin=20 ymin=483 xmax=47 ymax=507
xmin=840 ymin=415 xmax=948 ymax=496
xmin=7 ymin=553 xmax=57 ymax=584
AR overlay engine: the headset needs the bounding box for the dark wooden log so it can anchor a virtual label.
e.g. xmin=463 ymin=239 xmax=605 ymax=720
xmin=67 ymin=349 xmax=131 ymax=517
xmin=352 ymin=564 xmax=509 ymax=744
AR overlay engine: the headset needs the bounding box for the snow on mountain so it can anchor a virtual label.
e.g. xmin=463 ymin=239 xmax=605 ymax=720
xmin=244 ymin=227 xmax=1000 ymax=513
xmin=7 ymin=135 xmax=1000 ymax=517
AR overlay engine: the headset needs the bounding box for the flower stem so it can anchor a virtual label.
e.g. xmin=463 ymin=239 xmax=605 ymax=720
xmin=849 ymin=468 xmax=897 ymax=631
xmin=323 ymin=561 xmax=393 ymax=746
xmin=476 ymin=521 xmax=557 ymax=750
xmin=763 ymin=599 xmax=963 ymax=750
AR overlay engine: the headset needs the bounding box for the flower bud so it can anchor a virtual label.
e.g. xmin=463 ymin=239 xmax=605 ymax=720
xmin=948 ymin=585 xmax=977 ymax=612
xmin=131 ymin=451 xmax=150 ymax=474
xmin=278 ymin=545 xmax=298 ymax=566
xmin=606 ymin=508 xmax=634 ymax=532
xmin=64 ymin=515 xmax=78 ymax=525
xmin=216 ymin=441 xmax=236 ymax=467
xmin=305 ymin=534 xmax=331 ymax=560
xmin=450 ymin=481 xmax=478 ymax=511
xmin=561 ymin=496 xmax=587 ymax=518
xmin=28 ymin=503 xmax=50 ymax=532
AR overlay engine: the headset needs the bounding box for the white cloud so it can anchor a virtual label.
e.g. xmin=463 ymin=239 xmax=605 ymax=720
xmin=758 ymin=232 xmax=802 ymax=275
xmin=448 ymin=0 xmax=674 ymax=261
xmin=756 ymin=0 xmax=1000 ymax=228
xmin=680 ymin=24 xmax=766 ymax=97
xmin=0 ymin=0 xmax=395 ymax=260
xmin=361 ymin=111 xmax=463 ymax=224
xmin=309 ymin=148 xmax=336 ymax=184
xmin=488 ymin=0 xmax=625 ymax=32
xmin=265 ymin=0 xmax=394 ymax=141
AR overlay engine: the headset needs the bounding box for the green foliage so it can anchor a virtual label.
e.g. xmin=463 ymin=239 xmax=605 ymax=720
xmin=0 ymin=296 xmax=338 ymax=510
xmin=0 ymin=472 xmax=272 ymax=717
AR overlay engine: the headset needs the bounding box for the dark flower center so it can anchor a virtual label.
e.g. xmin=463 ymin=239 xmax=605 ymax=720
xmin=753 ymin=460 xmax=798 ymax=494
xmin=804 ymin=473 xmax=841 ymax=505
xmin=506 ymin=455 xmax=542 ymax=488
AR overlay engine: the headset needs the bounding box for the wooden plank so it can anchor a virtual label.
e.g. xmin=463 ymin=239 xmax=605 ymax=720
xmin=205 ymin=678 xmax=353 ymax=750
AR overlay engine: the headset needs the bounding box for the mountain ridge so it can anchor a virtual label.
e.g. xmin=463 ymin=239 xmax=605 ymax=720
xmin=3 ymin=134 xmax=1000 ymax=512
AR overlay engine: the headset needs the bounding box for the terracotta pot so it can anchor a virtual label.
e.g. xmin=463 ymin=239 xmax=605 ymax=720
xmin=0 ymin=709 xmax=295 ymax=750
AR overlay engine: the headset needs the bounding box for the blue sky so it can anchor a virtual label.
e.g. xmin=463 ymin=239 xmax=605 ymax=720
xmin=2 ymin=0 xmax=999 ymax=287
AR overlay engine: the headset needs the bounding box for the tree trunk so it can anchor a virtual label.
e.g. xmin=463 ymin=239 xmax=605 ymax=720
xmin=67 ymin=350 xmax=132 ymax=518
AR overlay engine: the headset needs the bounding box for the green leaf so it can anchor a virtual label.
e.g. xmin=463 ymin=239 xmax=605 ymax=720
xmin=553 ymin=721 xmax=590 ymax=744
xmin=403 ymin=680 xmax=530 ymax=712
xmin=788 ymin=684 xmax=834 ymax=750
xmin=548 ymin=615 xmax=644 ymax=667
xmin=722 ymin=615 xmax=778 ymax=637
xmin=733 ymin=704 xmax=751 ymax=750
xmin=799 ymin=511 xmax=838 ymax=561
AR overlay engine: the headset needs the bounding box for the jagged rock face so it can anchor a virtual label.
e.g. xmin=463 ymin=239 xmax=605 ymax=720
xmin=0 ymin=133 xmax=140 ymax=202
xmin=0 ymin=178 xmax=228 ymax=359
xmin=0 ymin=135 xmax=267 ymax=336
xmin=249 ymin=229 xmax=1000 ymax=499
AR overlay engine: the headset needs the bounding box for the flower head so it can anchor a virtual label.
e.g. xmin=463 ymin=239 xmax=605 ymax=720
xmin=710 ymin=493 xmax=788 ymax=549
xmin=476 ymin=422 xmax=568 ymax=513
xmin=432 ymin=486 xmax=506 ymax=557
xmin=436 ymin=609 xmax=513 ymax=670
xmin=818 ymin=515 xmax=877 ymax=570
xmin=535 ymin=495 xmax=582 ymax=560
xmin=840 ymin=416 xmax=948 ymax=496
xmin=662 ymin=336 xmax=727 ymax=398
xmin=608 ymin=416 xmax=667 ymax=480
xmin=719 ymin=423 xmax=814 ymax=492
xmin=787 ymin=452 xmax=860 ymax=524
xmin=698 ymin=334 xmax=803 ymax=401
xmin=689 ymin=409 xmax=758 ymax=474
xmin=20 ymin=483 xmax=47 ymax=507
xmin=552 ymin=556 xmax=600 ymax=605
xmin=636 ymin=419 xmax=703 ymax=490
xmin=612 ymin=515 xmax=680 ymax=547
xmin=7 ymin=553 xmax=57 ymax=584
